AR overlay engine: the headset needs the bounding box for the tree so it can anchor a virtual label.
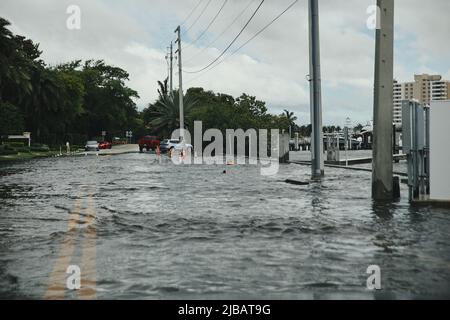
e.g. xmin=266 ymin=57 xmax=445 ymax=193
xmin=0 ymin=18 xmax=38 ymax=104
xmin=283 ymin=109 xmax=297 ymax=123
xmin=144 ymin=88 xmax=197 ymax=138
xmin=298 ymin=124 xmax=312 ymax=137
xmin=354 ymin=123 xmax=364 ymax=132
xmin=77 ymin=60 xmax=139 ymax=138
xmin=281 ymin=109 xmax=298 ymax=134
xmin=22 ymin=65 xmax=63 ymax=140
xmin=0 ymin=102 xmax=24 ymax=136
xmin=50 ymin=66 xmax=85 ymax=140
xmin=235 ymin=93 xmax=267 ymax=118
xmin=157 ymin=78 xmax=169 ymax=98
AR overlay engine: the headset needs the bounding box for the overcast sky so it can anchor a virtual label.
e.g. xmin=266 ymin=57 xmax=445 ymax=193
xmin=1 ymin=0 xmax=449 ymax=126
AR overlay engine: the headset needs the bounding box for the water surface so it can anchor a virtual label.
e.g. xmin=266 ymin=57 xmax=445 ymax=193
xmin=0 ymin=153 xmax=449 ymax=299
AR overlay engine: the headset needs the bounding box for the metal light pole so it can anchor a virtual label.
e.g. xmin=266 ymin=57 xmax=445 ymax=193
xmin=308 ymin=0 xmax=324 ymax=178
xmin=372 ymin=0 xmax=394 ymax=200
xmin=175 ymin=26 xmax=184 ymax=141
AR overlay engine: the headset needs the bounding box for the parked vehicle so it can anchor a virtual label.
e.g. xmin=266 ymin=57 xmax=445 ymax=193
xmin=85 ymin=141 xmax=99 ymax=151
xmin=160 ymin=139 xmax=193 ymax=153
xmin=138 ymin=136 xmax=160 ymax=152
xmin=99 ymin=141 xmax=112 ymax=149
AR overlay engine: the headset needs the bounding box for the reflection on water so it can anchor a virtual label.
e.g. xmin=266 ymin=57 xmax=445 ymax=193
xmin=0 ymin=153 xmax=449 ymax=299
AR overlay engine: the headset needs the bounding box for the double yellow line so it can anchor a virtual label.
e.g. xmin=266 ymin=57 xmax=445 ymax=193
xmin=44 ymin=193 xmax=97 ymax=300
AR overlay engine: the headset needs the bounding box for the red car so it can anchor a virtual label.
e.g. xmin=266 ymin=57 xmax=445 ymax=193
xmin=99 ymin=141 xmax=112 ymax=149
xmin=138 ymin=136 xmax=160 ymax=152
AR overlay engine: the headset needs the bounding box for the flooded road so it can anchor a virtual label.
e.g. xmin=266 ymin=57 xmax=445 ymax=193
xmin=1 ymin=152 xmax=450 ymax=299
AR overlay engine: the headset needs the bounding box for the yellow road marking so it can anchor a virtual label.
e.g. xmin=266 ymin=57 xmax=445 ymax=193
xmin=79 ymin=193 xmax=97 ymax=299
xmin=45 ymin=191 xmax=98 ymax=300
xmin=44 ymin=199 xmax=82 ymax=300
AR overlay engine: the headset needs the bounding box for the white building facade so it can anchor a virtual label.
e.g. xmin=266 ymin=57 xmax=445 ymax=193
xmin=393 ymin=74 xmax=450 ymax=127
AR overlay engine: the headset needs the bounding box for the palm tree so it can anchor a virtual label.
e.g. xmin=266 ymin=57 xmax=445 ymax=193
xmin=283 ymin=109 xmax=297 ymax=123
xmin=23 ymin=66 xmax=63 ymax=139
xmin=147 ymin=89 xmax=197 ymax=138
xmin=283 ymin=109 xmax=298 ymax=137
xmin=157 ymin=78 xmax=169 ymax=99
xmin=0 ymin=18 xmax=33 ymax=103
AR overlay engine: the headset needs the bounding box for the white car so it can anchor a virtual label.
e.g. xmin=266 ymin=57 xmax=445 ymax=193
xmin=160 ymin=139 xmax=193 ymax=153
xmin=85 ymin=141 xmax=99 ymax=151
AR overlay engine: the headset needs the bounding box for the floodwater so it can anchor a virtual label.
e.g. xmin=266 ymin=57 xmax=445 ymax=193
xmin=0 ymin=152 xmax=449 ymax=299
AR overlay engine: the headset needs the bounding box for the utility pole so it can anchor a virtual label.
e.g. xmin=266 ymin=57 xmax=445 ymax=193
xmin=169 ymin=41 xmax=173 ymax=93
xmin=308 ymin=0 xmax=324 ymax=179
xmin=372 ymin=0 xmax=394 ymax=200
xmin=175 ymin=26 xmax=184 ymax=141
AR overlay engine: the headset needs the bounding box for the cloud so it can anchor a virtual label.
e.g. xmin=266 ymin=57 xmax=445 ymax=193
xmin=0 ymin=0 xmax=449 ymax=126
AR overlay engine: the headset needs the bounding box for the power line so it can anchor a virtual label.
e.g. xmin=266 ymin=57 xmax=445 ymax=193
xmin=183 ymin=0 xmax=256 ymax=65
xmin=180 ymin=0 xmax=205 ymax=26
xmin=168 ymin=0 xmax=206 ymax=45
xmin=229 ymin=0 xmax=299 ymax=58
xmin=183 ymin=0 xmax=213 ymax=36
xmin=184 ymin=0 xmax=229 ymax=51
xmin=184 ymin=0 xmax=299 ymax=85
xmin=183 ymin=0 xmax=265 ymax=74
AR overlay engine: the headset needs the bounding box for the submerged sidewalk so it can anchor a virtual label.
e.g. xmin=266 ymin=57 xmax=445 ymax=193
xmin=77 ymin=144 xmax=140 ymax=156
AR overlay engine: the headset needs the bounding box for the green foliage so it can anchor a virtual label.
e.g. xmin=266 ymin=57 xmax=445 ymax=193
xmin=142 ymin=86 xmax=304 ymax=139
xmin=15 ymin=146 xmax=31 ymax=153
xmin=0 ymin=18 xmax=37 ymax=104
xmin=354 ymin=123 xmax=364 ymax=132
xmin=30 ymin=143 xmax=50 ymax=152
xmin=0 ymin=149 xmax=17 ymax=155
xmin=7 ymin=141 xmax=25 ymax=148
xmin=323 ymin=125 xmax=342 ymax=133
xmin=298 ymin=124 xmax=312 ymax=137
xmin=144 ymin=89 xmax=197 ymax=137
xmin=0 ymin=144 xmax=18 ymax=155
xmin=72 ymin=60 xmax=140 ymax=138
xmin=0 ymin=102 xmax=24 ymax=135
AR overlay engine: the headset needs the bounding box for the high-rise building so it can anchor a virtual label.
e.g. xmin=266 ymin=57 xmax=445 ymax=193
xmin=431 ymin=79 xmax=450 ymax=102
xmin=392 ymin=74 xmax=450 ymax=126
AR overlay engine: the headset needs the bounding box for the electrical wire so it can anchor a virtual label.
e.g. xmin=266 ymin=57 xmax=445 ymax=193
xmin=180 ymin=0 xmax=205 ymax=26
xmin=229 ymin=0 xmax=299 ymax=58
xmin=184 ymin=0 xmax=299 ymax=85
xmin=184 ymin=0 xmax=229 ymax=51
xmin=183 ymin=0 xmax=256 ymax=65
xmin=183 ymin=0 xmax=214 ymax=36
xmin=183 ymin=0 xmax=265 ymax=74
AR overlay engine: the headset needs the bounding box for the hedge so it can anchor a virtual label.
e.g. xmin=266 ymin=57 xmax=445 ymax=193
xmin=7 ymin=141 xmax=25 ymax=148
xmin=0 ymin=149 xmax=18 ymax=155
xmin=30 ymin=144 xmax=50 ymax=152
